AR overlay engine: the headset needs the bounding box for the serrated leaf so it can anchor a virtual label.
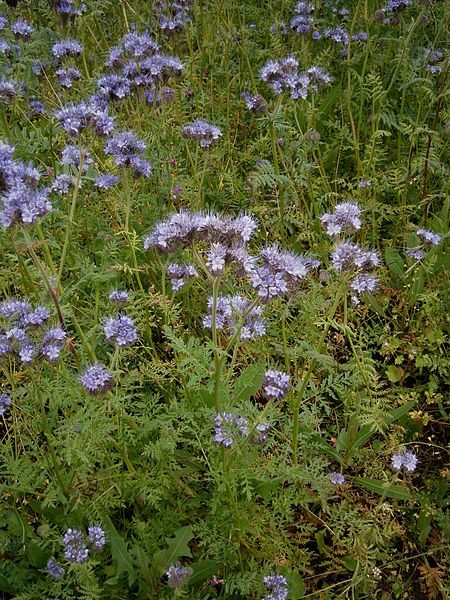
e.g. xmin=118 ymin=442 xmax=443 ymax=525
xmin=233 ymin=362 xmax=266 ymax=403
xmin=102 ymin=516 xmax=137 ymax=586
xmin=354 ymin=477 xmax=412 ymax=500
xmin=152 ymin=526 xmax=194 ymax=576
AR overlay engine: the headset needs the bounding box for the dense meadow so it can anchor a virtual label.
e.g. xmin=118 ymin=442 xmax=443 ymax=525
xmin=0 ymin=0 xmax=449 ymax=598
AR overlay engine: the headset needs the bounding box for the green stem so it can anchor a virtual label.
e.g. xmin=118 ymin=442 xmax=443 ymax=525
xmin=33 ymin=379 xmax=70 ymax=499
xmin=291 ymin=277 xmax=349 ymax=464
xmin=211 ymin=277 xmax=222 ymax=412
xmin=57 ymin=146 xmax=84 ymax=287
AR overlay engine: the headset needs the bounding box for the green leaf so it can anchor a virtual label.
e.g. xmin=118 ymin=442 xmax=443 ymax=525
xmin=251 ymin=477 xmax=284 ymax=501
xmin=384 ymin=248 xmax=405 ymax=277
xmin=103 ymin=516 xmax=137 ymax=586
xmin=188 ymin=560 xmax=220 ymax=586
xmin=152 ymin=526 xmax=194 ymax=576
xmin=386 ymin=401 xmax=416 ymax=425
xmin=354 ymin=477 xmax=412 ymax=500
xmin=26 ymin=540 xmax=49 ymax=569
xmin=233 ymin=362 xmax=266 ymax=403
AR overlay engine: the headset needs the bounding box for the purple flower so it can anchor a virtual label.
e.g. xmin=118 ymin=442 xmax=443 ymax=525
xmin=0 ymin=39 xmax=10 ymax=55
xmin=0 ymin=77 xmax=18 ymax=105
xmin=0 ymin=393 xmax=11 ymax=417
xmin=357 ymin=179 xmax=371 ymax=188
xmin=41 ymin=327 xmax=66 ymax=362
xmin=263 ymin=370 xmax=290 ymax=400
xmin=103 ymin=314 xmax=138 ymax=347
xmin=95 ymin=173 xmax=120 ymax=189
xmin=52 ymin=174 xmax=74 ymax=196
xmin=329 ymin=472 xmax=345 ymax=485
xmin=0 ymin=17 xmax=8 ymax=31
xmin=56 ymin=67 xmax=81 ymax=88
xmin=166 ymin=563 xmax=193 ymax=588
xmin=250 ymin=245 xmax=318 ymax=301
xmin=109 ymin=290 xmax=129 ymax=307
xmin=331 ymin=242 xmax=380 ymax=272
xmin=52 ymin=39 xmax=83 ymax=60
xmin=406 ymin=247 xmax=425 ymax=261
xmin=62 ymin=529 xmax=89 ymax=564
xmin=241 ymin=92 xmax=268 ymax=116
xmin=11 ymin=19 xmax=33 ymax=40
xmin=47 ymin=557 xmax=65 ymax=579
xmin=28 ymin=99 xmax=46 ymax=116
xmin=213 ymin=413 xmax=249 ymax=447
xmin=260 ymin=56 xmax=309 ymax=100
xmin=182 ymin=120 xmax=222 ymax=148
xmin=203 ymin=295 xmax=265 ymax=341
xmin=97 ymin=74 xmax=131 ymax=100
xmin=143 ymin=210 xmax=203 ymax=251
xmin=263 ymin=574 xmax=289 ymax=600
xmin=320 ymin=202 xmax=361 ymax=237
xmin=80 ymin=364 xmax=114 ymax=395
xmin=55 ymin=101 xmax=115 ymax=137
xmin=88 ymin=524 xmax=106 ymax=550
xmin=122 ymin=30 xmax=159 ymax=58
xmin=61 ymin=145 xmax=92 ymax=172
xmin=105 ymin=131 xmax=152 ymax=176
xmin=391 ymin=449 xmax=418 ymax=472
xmin=350 ymin=274 xmax=378 ymax=295
xmin=416 ymin=229 xmax=441 ymax=246
xmin=167 ymin=263 xmax=198 ymax=290
xmin=306 ymin=66 xmax=332 ymax=92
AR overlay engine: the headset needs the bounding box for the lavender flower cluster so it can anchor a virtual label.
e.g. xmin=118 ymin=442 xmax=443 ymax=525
xmin=156 ymin=1 xmax=192 ymax=34
xmin=109 ymin=290 xmax=130 ymax=308
xmin=260 ymin=56 xmax=332 ymax=100
xmin=103 ymin=314 xmax=138 ymax=347
xmin=203 ymin=295 xmax=265 ymax=341
xmin=262 ymin=370 xmax=290 ymax=400
xmin=144 ymin=210 xmax=318 ymax=305
xmin=0 ymin=392 xmax=11 ymax=417
xmin=213 ymin=413 xmax=269 ymax=448
xmin=263 ymin=574 xmax=289 ymax=600
xmin=0 ymin=142 xmax=51 ymax=228
xmin=98 ymin=29 xmax=182 ymax=104
xmin=167 ymin=263 xmax=198 ymax=290
xmin=0 ymin=298 xmax=66 ymax=365
xmin=80 ymin=364 xmax=114 ymax=395
xmin=182 ymin=119 xmax=222 ymax=148
xmin=55 ymin=98 xmax=115 ymax=137
xmin=321 ymin=202 xmax=381 ymax=303
xmin=51 ymin=38 xmax=83 ymax=61
xmin=51 ymin=0 xmax=86 ymax=19
xmin=105 ymin=131 xmax=153 ymax=177
xmin=241 ymin=92 xmax=269 ymax=116
xmin=406 ymin=228 xmax=442 ymax=261
xmin=391 ymin=449 xmax=418 ymax=473
xmin=166 ymin=563 xmax=193 ymax=588
xmin=55 ymin=524 xmax=106 ymax=572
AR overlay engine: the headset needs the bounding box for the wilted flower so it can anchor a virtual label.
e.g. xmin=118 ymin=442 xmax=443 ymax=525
xmin=80 ymin=364 xmax=114 ymax=395
xmin=166 ymin=563 xmax=193 ymax=588
xmin=104 ymin=314 xmax=138 ymax=347
xmin=62 ymin=529 xmax=89 ymax=564
xmin=263 ymin=574 xmax=289 ymax=600
xmin=241 ymin=92 xmax=268 ymax=115
xmin=0 ymin=77 xmax=18 ymax=105
xmin=182 ymin=119 xmax=222 ymax=148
